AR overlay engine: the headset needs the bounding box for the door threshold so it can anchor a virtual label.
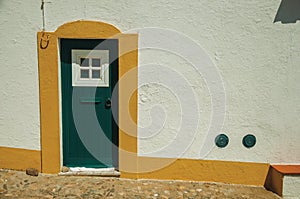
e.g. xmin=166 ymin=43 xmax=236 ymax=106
xmin=59 ymin=167 xmax=120 ymax=177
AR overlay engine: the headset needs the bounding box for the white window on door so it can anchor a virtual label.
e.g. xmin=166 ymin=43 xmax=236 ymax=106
xmin=71 ymin=49 xmax=109 ymax=87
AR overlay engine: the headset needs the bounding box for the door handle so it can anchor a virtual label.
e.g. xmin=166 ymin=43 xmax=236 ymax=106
xmin=105 ymin=98 xmax=111 ymax=109
xmin=80 ymin=98 xmax=101 ymax=104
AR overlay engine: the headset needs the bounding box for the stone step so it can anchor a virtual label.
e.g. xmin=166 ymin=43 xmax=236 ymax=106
xmin=59 ymin=167 xmax=120 ymax=177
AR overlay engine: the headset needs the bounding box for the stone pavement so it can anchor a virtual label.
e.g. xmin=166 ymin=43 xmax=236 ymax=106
xmin=0 ymin=169 xmax=280 ymax=198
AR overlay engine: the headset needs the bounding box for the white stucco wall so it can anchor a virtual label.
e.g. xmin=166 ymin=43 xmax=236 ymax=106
xmin=0 ymin=1 xmax=41 ymax=150
xmin=283 ymin=176 xmax=300 ymax=199
xmin=0 ymin=0 xmax=299 ymax=163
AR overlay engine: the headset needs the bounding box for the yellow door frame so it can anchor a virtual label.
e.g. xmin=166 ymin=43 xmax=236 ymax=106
xmin=37 ymin=20 xmax=138 ymax=177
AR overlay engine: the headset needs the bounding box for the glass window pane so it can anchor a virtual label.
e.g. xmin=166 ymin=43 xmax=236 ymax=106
xmin=92 ymin=70 xmax=100 ymax=79
xmin=80 ymin=58 xmax=89 ymax=67
xmin=80 ymin=69 xmax=89 ymax=78
xmin=92 ymin=58 xmax=101 ymax=67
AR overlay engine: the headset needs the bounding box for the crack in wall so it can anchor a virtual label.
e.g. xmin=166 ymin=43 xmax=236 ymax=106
xmin=41 ymin=0 xmax=45 ymax=31
xmin=41 ymin=0 xmax=52 ymax=31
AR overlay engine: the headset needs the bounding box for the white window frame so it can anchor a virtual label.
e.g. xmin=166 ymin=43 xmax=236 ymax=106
xmin=72 ymin=49 xmax=109 ymax=87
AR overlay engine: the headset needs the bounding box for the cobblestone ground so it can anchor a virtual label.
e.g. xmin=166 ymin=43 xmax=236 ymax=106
xmin=0 ymin=169 xmax=280 ymax=199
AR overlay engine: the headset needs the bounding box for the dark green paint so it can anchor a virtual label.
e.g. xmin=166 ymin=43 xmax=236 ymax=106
xmin=215 ymin=134 xmax=229 ymax=148
xmin=242 ymin=134 xmax=256 ymax=148
xmin=60 ymin=39 xmax=118 ymax=168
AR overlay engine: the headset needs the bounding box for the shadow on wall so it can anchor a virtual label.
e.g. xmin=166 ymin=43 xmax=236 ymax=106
xmin=274 ymin=0 xmax=300 ymax=23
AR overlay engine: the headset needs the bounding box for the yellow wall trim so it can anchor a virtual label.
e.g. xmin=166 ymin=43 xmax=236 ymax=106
xmin=0 ymin=146 xmax=41 ymax=171
xmin=55 ymin=20 xmax=121 ymax=38
xmin=136 ymin=157 xmax=270 ymax=186
xmin=0 ymin=144 xmax=269 ymax=186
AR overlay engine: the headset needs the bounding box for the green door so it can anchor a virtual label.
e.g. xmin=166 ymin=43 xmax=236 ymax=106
xmin=60 ymin=39 xmax=118 ymax=168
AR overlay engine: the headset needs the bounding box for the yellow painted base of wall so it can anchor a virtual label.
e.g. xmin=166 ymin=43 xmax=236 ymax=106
xmin=0 ymin=146 xmax=269 ymax=186
xmin=0 ymin=146 xmax=41 ymax=171
xmin=120 ymin=157 xmax=270 ymax=186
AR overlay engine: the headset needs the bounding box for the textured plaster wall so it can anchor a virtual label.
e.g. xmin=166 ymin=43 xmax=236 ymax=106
xmin=0 ymin=0 xmax=41 ymax=150
xmin=283 ymin=176 xmax=300 ymax=198
xmin=0 ymin=0 xmax=299 ymax=163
